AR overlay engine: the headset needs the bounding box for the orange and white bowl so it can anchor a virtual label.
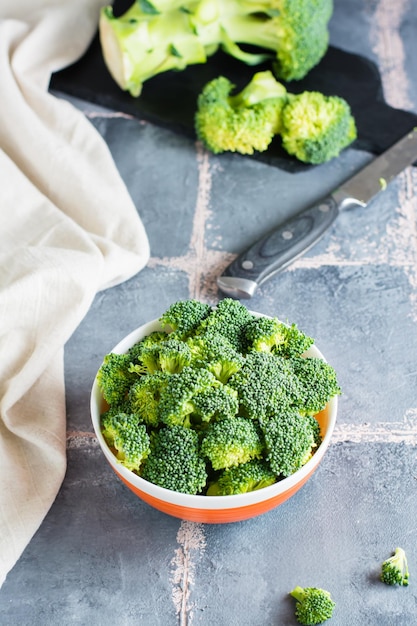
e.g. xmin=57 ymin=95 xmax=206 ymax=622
xmin=90 ymin=317 xmax=338 ymax=524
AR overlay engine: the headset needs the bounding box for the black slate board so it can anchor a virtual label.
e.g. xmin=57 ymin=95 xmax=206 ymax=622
xmin=50 ymin=9 xmax=417 ymax=172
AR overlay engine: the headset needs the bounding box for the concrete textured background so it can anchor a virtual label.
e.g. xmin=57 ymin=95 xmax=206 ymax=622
xmin=1 ymin=0 xmax=417 ymax=624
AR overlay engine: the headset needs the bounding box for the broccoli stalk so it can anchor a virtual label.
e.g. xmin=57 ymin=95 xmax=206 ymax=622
xmin=290 ymin=586 xmax=336 ymax=625
xmin=99 ymin=0 xmax=333 ymax=97
xmin=381 ymin=547 xmax=409 ymax=586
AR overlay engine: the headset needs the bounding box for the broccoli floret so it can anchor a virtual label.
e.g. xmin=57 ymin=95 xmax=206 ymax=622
xmin=290 ymin=586 xmax=335 ymax=625
xmin=100 ymin=0 xmax=333 ymax=97
xmin=195 ymin=71 xmax=287 ymax=155
xmin=207 ymin=459 xmax=276 ymax=495
xmin=101 ymin=412 xmax=150 ymax=472
xmin=244 ymin=315 xmax=314 ymax=357
xmin=200 ymin=416 xmax=264 ymax=469
xmin=290 ymin=356 xmax=341 ymax=415
xmin=196 ymin=298 xmax=254 ymax=352
xmin=128 ymin=371 xmax=170 ymax=426
xmin=261 ymin=409 xmax=321 ymax=476
xmin=221 ymin=0 xmax=333 ymax=81
xmin=159 ymin=299 xmax=212 ymax=339
xmin=97 ymin=352 xmax=139 ymax=405
xmin=229 ymin=351 xmax=302 ymax=419
xmin=381 ymin=547 xmax=409 ymax=586
xmin=280 ymin=91 xmax=357 ymax=164
xmin=187 ymin=331 xmax=245 ymax=383
xmin=141 ymin=425 xmax=207 ymax=494
xmin=132 ymin=337 xmax=193 ymax=374
xmin=157 ymin=366 xmax=238 ymax=427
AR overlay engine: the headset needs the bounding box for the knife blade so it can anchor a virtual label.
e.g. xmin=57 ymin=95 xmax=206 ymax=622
xmin=217 ymin=127 xmax=417 ymax=299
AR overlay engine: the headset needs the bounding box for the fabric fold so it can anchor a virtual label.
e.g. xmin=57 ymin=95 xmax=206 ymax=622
xmin=0 ymin=0 xmax=150 ymax=587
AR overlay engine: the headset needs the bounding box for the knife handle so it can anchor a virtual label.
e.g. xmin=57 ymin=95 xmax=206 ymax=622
xmin=217 ymin=195 xmax=339 ymax=299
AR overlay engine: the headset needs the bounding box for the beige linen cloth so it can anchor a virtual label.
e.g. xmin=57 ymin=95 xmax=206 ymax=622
xmin=0 ymin=1 xmax=150 ymax=586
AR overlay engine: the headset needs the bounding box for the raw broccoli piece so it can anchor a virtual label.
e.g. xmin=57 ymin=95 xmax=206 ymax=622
xmin=128 ymin=370 xmax=171 ymax=426
xmin=260 ymin=409 xmax=321 ymax=476
xmin=244 ymin=315 xmax=314 ymax=357
xmin=101 ymin=412 xmax=150 ymax=473
xmin=157 ymin=366 xmax=238 ymax=427
xmin=280 ymin=91 xmax=357 ymax=164
xmin=196 ymin=298 xmax=254 ymax=352
xmin=99 ymin=0 xmax=333 ymax=97
xmin=228 ymin=351 xmax=302 ymax=419
xmin=97 ymin=352 xmax=139 ymax=405
xmin=131 ymin=337 xmax=192 ymax=374
xmin=141 ymin=425 xmax=207 ymax=494
xmin=159 ymin=299 xmax=212 ymax=339
xmin=187 ymin=331 xmax=245 ymax=383
xmin=381 ymin=547 xmax=409 ymax=586
xmin=200 ymin=416 xmax=264 ymax=469
xmin=195 ymin=71 xmax=287 ymax=154
xmin=220 ymin=0 xmax=333 ymax=81
xmin=290 ymin=356 xmax=341 ymax=415
xmin=206 ymin=459 xmax=276 ymax=495
xmin=290 ymin=586 xmax=335 ymax=625
xmin=99 ymin=1 xmax=218 ymax=97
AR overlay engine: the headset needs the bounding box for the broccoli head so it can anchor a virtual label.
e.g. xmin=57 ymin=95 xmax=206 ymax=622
xmin=261 ymin=409 xmax=321 ymax=476
xmin=206 ymin=459 xmax=276 ymax=495
xmin=159 ymin=299 xmax=212 ymax=339
xmin=128 ymin=370 xmax=170 ymax=427
xmin=221 ymin=0 xmax=333 ymax=81
xmin=196 ymin=298 xmax=254 ymax=352
xmin=290 ymin=586 xmax=336 ymax=625
xmin=97 ymin=352 xmax=139 ymax=405
xmin=157 ymin=366 xmax=238 ymax=427
xmin=280 ymin=91 xmax=357 ymax=164
xmin=195 ymin=71 xmax=287 ymax=155
xmin=141 ymin=425 xmax=207 ymax=494
xmin=229 ymin=351 xmax=302 ymax=419
xmin=381 ymin=547 xmax=409 ymax=586
xmin=244 ymin=315 xmax=314 ymax=357
xmin=290 ymin=356 xmax=341 ymax=416
xmin=101 ymin=412 xmax=150 ymax=473
xmin=200 ymin=416 xmax=264 ymax=470
xmin=134 ymin=337 xmax=193 ymax=374
xmin=187 ymin=330 xmax=245 ymax=383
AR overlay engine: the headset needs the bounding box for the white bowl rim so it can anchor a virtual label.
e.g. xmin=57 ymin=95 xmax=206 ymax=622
xmin=90 ymin=314 xmax=338 ymax=510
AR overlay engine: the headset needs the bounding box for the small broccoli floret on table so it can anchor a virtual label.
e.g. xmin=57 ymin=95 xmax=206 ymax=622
xmin=381 ymin=547 xmax=409 ymax=586
xmin=158 ymin=366 xmax=238 ymax=427
xmin=244 ymin=316 xmax=314 ymax=357
xmin=228 ymin=351 xmax=302 ymax=419
xmin=290 ymin=356 xmax=341 ymax=415
xmin=97 ymin=352 xmax=140 ymax=405
xmin=280 ymin=91 xmax=357 ymax=164
xmin=141 ymin=425 xmax=207 ymax=494
xmin=101 ymin=412 xmax=150 ymax=473
xmin=290 ymin=586 xmax=335 ymax=625
xmin=207 ymin=459 xmax=276 ymax=495
xmin=195 ymin=71 xmax=287 ymax=155
xmin=159 ymin=299 xmax=212 ymax=339
xmin=128 ymin=371 xmax=170 ymax=427
xmin=187 ymin=331 xmax=245 ymax=383
xmin=261 ymin=409 xmax=321 ymax=477
xmin=200 ymin=416 xmax=264 ymax=469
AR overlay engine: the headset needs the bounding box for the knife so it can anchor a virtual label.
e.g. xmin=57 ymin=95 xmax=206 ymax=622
xmin=217 ymin=127 xmax=417 ymax=299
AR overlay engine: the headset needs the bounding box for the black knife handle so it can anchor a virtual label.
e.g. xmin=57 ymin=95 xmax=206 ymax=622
xmin=217 ymin=196 xmax=339 ymax=298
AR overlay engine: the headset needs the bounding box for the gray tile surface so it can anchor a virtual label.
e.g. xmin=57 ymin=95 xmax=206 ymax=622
xmin=2 ymin=0 xmax=417 ymax=624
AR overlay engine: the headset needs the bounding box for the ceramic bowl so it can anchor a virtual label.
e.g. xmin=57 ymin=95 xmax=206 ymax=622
xmin=90 ymin=317 xmax=338 ymax=523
